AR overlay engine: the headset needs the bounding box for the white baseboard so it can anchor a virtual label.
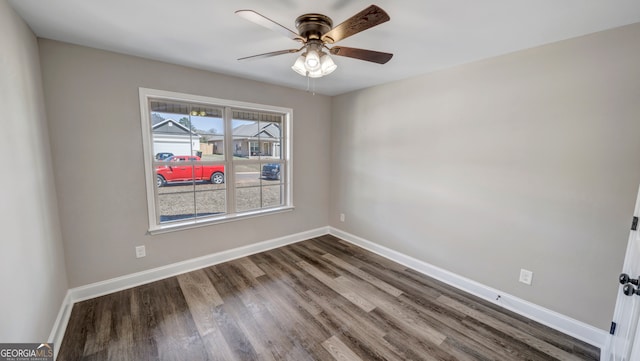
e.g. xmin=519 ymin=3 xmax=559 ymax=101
xmin=329 ymin=227 xmax=608 ymax=349
xmin=49 ymin=226 xmax=329 ymax=359
xmin=48 ymin=291 xmax=72 ymax=360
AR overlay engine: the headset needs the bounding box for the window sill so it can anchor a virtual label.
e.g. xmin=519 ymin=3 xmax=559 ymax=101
xmin=147 ymin=206 xmax=295 ymax=235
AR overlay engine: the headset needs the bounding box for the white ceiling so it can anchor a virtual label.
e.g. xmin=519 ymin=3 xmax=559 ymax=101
xmin=9 ymin=0 xmax=640 ymax=96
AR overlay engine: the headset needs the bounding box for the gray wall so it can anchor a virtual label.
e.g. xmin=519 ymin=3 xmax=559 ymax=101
xmin=0 ymin=0 xmax=69 ymax=341
xmin=38 ymin=39 xmax=331 ymax=288
xmin=330 ymin=23 xmax=640 ymax=329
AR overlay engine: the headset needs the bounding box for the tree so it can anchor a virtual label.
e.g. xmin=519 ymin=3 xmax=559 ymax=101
xmin=178 ymin=117 xmax=196 ymax=131
xmin=151 ymin=113 xmax=165 ymax=125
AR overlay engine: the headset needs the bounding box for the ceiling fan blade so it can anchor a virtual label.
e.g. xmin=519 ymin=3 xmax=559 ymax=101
xmin=236 ymin=10 xmax=303 ymax=41
xmin=238 ymin=48 xmax=302 ymax=61
xmin=329 ymin=46 xmax=393 ymax=64
xmin=321 ymin=5 xmax=390 ymax=44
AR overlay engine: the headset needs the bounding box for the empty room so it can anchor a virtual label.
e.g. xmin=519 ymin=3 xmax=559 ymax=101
xmin=2 ymin=0 xmax=640 ymax=360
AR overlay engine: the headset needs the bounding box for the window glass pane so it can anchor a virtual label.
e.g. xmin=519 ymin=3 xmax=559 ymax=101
xmin=150 ymin=100 xmax=192 ymax=161
xmin=193 ymin=166 xmax=226 ymax=218
xmin=156 ymin=161 xmax=227 ymax=222
xmin=150 ymin=100 xmax=224 ymax=161
xmin=232 ymin=118 xmax=258 ymax=159
xmin=258 ymin=120 xmax=282 ymax=161
xmin=235 ymin=163 xmax=261 ymax=188
xmin=200 ymin=164 xmax=226 ymax=185
xmin=156 ymin=160 xmax=196 ymax=223
xmin=157 ymin=189 xmax=196 ymax=223
xmin=232 ymin=110 xmax=282 ymax=160
xmin=195 ymin=190 xmax=226 ymax=217
xmin=262 ymin=185 xmax=283 ymax=208
xmin=236 ymin=187 xmax=261 ymax=212
xmin=156 ymin=160 xmax=196 ymax=187
xmin=189 ymin=105 xmax=224 ymax=161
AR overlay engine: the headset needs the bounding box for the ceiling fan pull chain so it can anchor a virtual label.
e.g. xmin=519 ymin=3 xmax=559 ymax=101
xmin=305 ymin=74 xmax=316 ymax=95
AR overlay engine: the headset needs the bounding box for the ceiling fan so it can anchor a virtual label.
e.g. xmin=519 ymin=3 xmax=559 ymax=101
xmin=236 ymin=4 xmax=393 ymax=78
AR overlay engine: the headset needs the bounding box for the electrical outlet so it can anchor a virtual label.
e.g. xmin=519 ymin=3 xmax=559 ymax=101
xmin=340 ymin=213 xmax=345 ymax=222
xmin=135 ymin=245 xmax=146 ymax=258
xmin=519 ymin=268 xmax=533 ymax=285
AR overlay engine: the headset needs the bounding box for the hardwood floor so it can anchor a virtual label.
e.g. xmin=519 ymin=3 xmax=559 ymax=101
xmin=57 ymin=235 xmax=600 ymax=360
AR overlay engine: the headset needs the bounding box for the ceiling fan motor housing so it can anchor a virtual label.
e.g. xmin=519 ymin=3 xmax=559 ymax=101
xmin=295 ymin=14 xmax=333 ymax=40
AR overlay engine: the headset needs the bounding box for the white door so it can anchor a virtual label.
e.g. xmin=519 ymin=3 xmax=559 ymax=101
xmin=603 ymin=185 xmax=640 ymax=361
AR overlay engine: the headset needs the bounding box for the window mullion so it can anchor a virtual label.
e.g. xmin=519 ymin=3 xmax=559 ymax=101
xmin=188 ymin=108 xmax=198 ymax=219
xmin=223 ymin=106 xmax=236 ymax=214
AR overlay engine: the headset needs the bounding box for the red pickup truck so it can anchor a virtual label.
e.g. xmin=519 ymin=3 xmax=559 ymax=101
xmin=156 ymin=155 xmax=224 ymax=187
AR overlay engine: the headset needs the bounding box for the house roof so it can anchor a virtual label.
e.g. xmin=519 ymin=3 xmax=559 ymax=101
xmin=152 ymin=119 xmax=199 ymax=136
xmin=203 ymin=122 xmax=281 ymax=143
xmin=233 ymin=123 xmax=281 ymax=139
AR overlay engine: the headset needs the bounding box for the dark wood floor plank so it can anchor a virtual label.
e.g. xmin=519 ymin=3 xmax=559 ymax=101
xmin=305 ymin=290 xmax=403 ymax=361
xmin=322 ymin=252 xmax=404 ymax=297
xmin=249 ymin=254 xmax=338 ymax=361
xmin=205 ymin=263 xmax=277 ymax=360
xmin=57 ymin=235 xmax=599 ymax=361
xmin=223 ymin=259 xmax=321 ymax=361
xmin=177 ymin=269 xmax=224 ymax=307
xmin=176 ymin=270 xmax=236 ymax=361
xmin=104 ymin=291 xmax=135 ymax=361
xmin=235 ymin=257 xmax=266 ymax=278
xmin=206 ymin=264 xmax=269 ymax=360
xmin=399 ymin=265 xmax=590 ymax=357
xmin=371 ymin=264 xmax=569 ymax=359
xmin=297 ymin=260 xmax=377 ymax=312
xmin=394 ymin=293 xmax=537 ymax=361
xmin=334 ymin=274 xmax=447 ymax=346
xmin=58 ymin=299 xmax=95 ymax=360
xmin=460 ymin=317 xmax=558 ymax=361
xmin=382 ymin=327 xmax=462 ymax=361
xmin=142 ymin=278 xmax=211 ymax=361
xmin=438 ymin=294 xmax=584 ymax=361
xmin=364 ymin=258 xmax=587 ymax=359
xmin=322 ymin=335 xmax=364 ymax=361
xmin=128 ymin=287 xmax=160 ymax=361
xmin=309 ymin=238 xmax=407 ymax=276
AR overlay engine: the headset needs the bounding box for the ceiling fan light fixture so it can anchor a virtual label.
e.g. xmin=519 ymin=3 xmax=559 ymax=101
xmin=320 ymin=53 xmax=337 ymax=76
xmin=307 ymin=67 xmax=324 ymax=78
xmin=291 ymin=55 xmax=307 ymax=76
xmin=304 ymin=48 xmax=321 ymax=70
xmin=291 ymin=48 xmax=337 ymax=78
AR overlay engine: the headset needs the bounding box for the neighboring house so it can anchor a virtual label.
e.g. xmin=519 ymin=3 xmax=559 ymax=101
xmin=206 ymin=122 xmax=281 ymax=158
xmin=152 ymin=119 xmax=200 ymax=157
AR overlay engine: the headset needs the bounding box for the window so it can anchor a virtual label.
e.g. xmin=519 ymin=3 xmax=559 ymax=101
xmin=250 ymin=141 xmax=259 ymax=156
xmin=139 ymin=88 xmax=292 ymax=233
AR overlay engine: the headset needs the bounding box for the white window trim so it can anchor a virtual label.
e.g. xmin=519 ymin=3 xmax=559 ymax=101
xmin=139 ymin=87 xmax=293 ymax=234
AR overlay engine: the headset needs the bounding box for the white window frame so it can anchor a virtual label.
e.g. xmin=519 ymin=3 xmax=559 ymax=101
xmin=139 ymin=88 xmax=293 ymax=234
